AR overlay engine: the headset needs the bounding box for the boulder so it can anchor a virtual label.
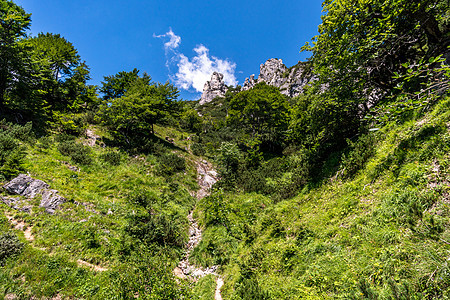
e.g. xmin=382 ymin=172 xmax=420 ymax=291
xmin=40 ymin=189 xmax=66 ymax=214
xmin=3 ymin=174 xmax=34 ymax=195
xmin=2 ymin=174 xmax=65 ymax=214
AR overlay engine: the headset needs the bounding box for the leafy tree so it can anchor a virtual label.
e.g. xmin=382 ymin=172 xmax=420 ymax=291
xmin=100 ymin=75 xmax=181 ymax=146
xmin=28 ymin=33 xmax=97 ymax=111
xmin=99 ymin=68 xmax=143 ymax=100
xmin=0 ymin=0 xmax=31 ymax=108
xmin=228 ymin=83 xmax=290 ymax=144
xmin=305 ymin=0 xmax=449 ymax=109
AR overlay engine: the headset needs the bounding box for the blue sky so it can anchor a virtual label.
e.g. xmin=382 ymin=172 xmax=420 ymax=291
xmin=15 ymin=0 xmax=323 ymax=100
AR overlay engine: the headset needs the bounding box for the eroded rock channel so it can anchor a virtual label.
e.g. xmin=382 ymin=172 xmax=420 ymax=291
xmin=174 ymin=159 xmax=223 ymax=299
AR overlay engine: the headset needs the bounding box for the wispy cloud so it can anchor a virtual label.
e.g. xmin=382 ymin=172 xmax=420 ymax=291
xmin=153 ymin=28 xmax=180 ymax=53
xmin=154 ymin=29 xmax=237 ymax=93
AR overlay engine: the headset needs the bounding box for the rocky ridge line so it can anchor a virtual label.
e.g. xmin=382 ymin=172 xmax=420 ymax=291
xmin=199 ymin=58 xmax=315 ymax=105
xmin=243 ymin=58 xmax=314 ymax=98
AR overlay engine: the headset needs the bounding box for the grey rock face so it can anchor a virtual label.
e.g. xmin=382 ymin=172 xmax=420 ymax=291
xmin=40 ymin=189 xmax=66 ymax=214
xmin=0 ymin=196 xmax=31 ymax=212
xmin=23 ymin=179 xmax=49 ymax=198
xmin=243 ymin=58 xmax=314 ymax=98
xmin=199 ymin=72 xmax=229 ymax=105
xmin=2 ymin=174 xmax=65 ymax=214
xmin=3 ymin=174 xmax=34 ymax=195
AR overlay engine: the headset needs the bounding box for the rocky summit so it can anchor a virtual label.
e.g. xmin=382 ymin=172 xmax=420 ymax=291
xmin=199 ymin=59 xmax=315 ymax=105
xmin=243 ymin=58 xmax=314 ymax=98
xmin=200 ymin=72 xmax=229 ymax=105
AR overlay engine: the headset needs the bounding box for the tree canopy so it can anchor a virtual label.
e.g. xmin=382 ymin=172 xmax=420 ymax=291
xmin=0 ymin=0 xmax=31 ymax=107
xmin=228 ymin=83 xmax=290 ymax=143
xmin=99 ymin=68 xmax=143 ymax=100
xmin=305 ymin=0 xmax=449 ymax=109
xmin=100 ymin=74 xmax=181 ymax=146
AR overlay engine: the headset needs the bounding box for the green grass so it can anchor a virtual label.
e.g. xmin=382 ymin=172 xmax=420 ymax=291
xmin=0 ymin=125 xmax=200 ymax=299
xmin=194 ymin=96 xmax=450 ymax=299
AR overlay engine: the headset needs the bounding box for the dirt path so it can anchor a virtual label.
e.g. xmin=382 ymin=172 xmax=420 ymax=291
xmin=174 ymin=159 xmax=224 ymax=299
xmin=6 ymin=214 xmax=34 ymax=242
xmin=5 ymin=213 xmax=107 ymax=272
xmin=76 ymin=259 xmax=108 ymax=272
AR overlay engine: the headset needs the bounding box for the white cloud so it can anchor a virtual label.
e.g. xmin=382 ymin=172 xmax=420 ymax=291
xmin=153 ymin=28 xmax=181 ymax=53
xmin=154 ymin=30 xmax=237 ymax=93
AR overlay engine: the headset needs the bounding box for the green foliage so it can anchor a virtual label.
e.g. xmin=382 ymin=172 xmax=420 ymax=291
xmin=99 ymin=77 xmax=181 ymax=147
xmin=180 ymin=107 xmax=203 ymax=133
xmin=158 ymin=153 xmax=186 ymax=176
xmin=339 ymin=133 xmax=377 ymax=179
xmin=191 ymin=142 xmax=206 ymax=156
xmin=124 ymin=189 xmax=188 ymax=249
xmin=27 ymin=33 xmax=98 ymax=112
xmin=306 ymin=0 xmax=449 ymax=107
xmin=0 ymin=120 xmax=32 ymax=179
xmin=228 ymin=83 xmax=290 ymax=147
xmin=99 ymin=68 xmax=141 ymax=100
xmin=0 ymin=0 xmax=31 ymax=107
xmin=216 ymin=142 xmax=242 ymax=185
xmin=367 ymin=55 xmax=450 ymax=126
xmin=288 ymin=91 xmax=360 ymax=154
xmin=0 ymin=232 xmax=24 ymax=265
xmin=99 ymin=150 xmax=121 ymax=166
xmin=57 ymin=140 xmax=92 ymax=165
xmin=52 ymin=111 xmax=86 ymax=136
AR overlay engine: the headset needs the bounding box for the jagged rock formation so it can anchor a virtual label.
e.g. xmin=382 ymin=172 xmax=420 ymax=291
xmin=2 ymin=174 xmax=66 ymax=214
xmin=200 ymin=72 xmax=229 ymax=105
xmin=243 ymin=58 xmax=314 ymax=98
xmin=199 ymin=59 xmax=314 ymax=105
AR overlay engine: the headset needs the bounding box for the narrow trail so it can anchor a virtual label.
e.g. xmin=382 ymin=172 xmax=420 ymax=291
xmin=174 ymin=159 xmax=224 ymax=299
xmin=5 ymin=214 xmax=108 ymax=272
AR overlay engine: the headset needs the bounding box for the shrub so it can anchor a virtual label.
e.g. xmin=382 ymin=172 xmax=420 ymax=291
xmin=99 ymin=151 xmax=121 ymax=166
xmin=339 ymin=133 xmax=377 ymax=178
xmin=124 ymin=210 xmax=186 ymax=248
xmin=0 ymin=232 xmax=24 ymax=265
xmin=191 ymin=142 xmax=206 ymax=156
xmin=57 ymin=140 xmax=92 ymax=165
xmin=158 ymin=153 xmax=186 ymax=176
xmin=0 ymin=122 xmax=29 ymax=179
xmin=0 ymin=119 xmax=34 ymax=142
xmin=55 ymin=133 xmax=76 ymax=143
xmin=216 ymin=142 xmax=242 ymax=186
xmin=53 ymin=112 xmax=86 ymax=136
xmin=36 ymin=136 xmax=53 ymax=151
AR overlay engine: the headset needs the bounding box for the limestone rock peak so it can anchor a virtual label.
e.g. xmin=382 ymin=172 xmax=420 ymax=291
xmin=200 ymin=72 xmax=229 ymax=105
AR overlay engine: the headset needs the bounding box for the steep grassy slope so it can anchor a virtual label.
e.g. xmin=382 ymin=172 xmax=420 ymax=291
xmin=193 ymin=97 xmax=450 ymax=299
xmin=0 ymin=125 xmax=200 ymax=299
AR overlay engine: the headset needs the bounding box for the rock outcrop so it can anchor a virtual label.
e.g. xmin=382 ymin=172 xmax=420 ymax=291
xmin=199 ymin=72 xmax=229 ymax=105
xmin=2 ymin=174 xmax=66 ymax=214
xmin=243 ymin=58 xmax=314 ymax=98
xmin=199 ymin=59 xmax=315 ymax=105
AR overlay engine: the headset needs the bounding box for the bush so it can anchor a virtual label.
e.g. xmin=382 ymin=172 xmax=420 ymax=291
xmin=124 ymin=210 xmax=186 ymax=248
xmin=99 ymin=151 xmax=121 ymax=166
xmin=57 ymin=140 xmax=92 ymax=165
xmin=36 ymin=136 xmax=53 ymax=152
xmin=339 ymin=133 xmax=377 ymax=178
xmin=53 ymin=112 xmax=86 ymax=136
xmin=0 ymin=119 xmax=34 ymax=142
xmin=157 ymin=153 xmax=186 ymax=176
xmin=0 ymin=121 xmax=30 ymax=179
xmin=0 ymin=232 xmax=24 ymax=265
xmin=191 ymin=142 xmax=206 ymax=156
